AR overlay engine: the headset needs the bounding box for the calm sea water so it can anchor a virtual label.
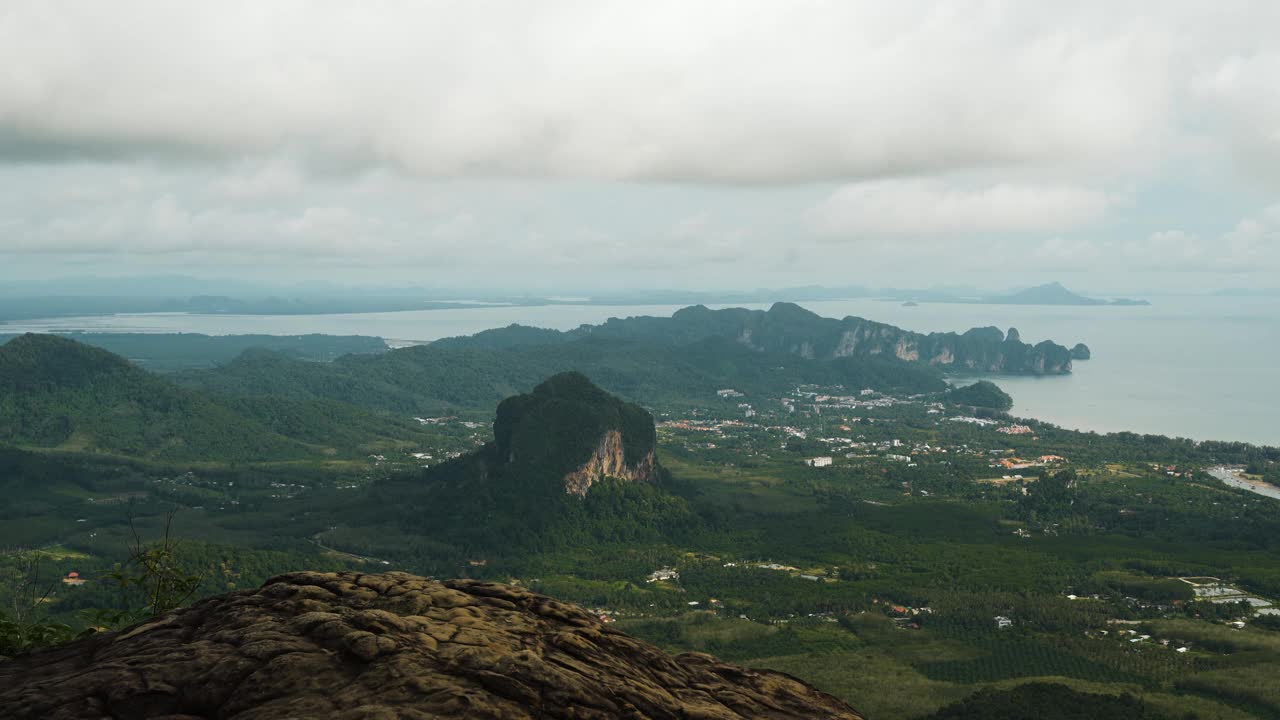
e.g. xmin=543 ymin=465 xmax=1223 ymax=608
xmin=4 ymin=297 xmax=1276 ymax=446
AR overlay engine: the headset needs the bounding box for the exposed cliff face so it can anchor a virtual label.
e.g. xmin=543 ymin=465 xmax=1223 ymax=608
xmin=0 ymin=571 xmax=864 ymax=720
xmin=492 ymin=372 xmax=660 ymax=495
xmin=365 ymin=373 xmax=691 ymax=552
xmin=894 ymin=337 xmax=920 ymax=362
xmin=564 ymin=429 xmax=658 ymax=497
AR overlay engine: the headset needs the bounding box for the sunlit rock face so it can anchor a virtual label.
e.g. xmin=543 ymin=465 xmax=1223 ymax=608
xmin=563 ymin=429 xmax=658 ymax=497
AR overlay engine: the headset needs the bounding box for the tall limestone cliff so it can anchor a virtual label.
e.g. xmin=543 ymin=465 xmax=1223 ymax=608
xmin=562 ymin=429 xmax=659 ymax=497
xmin=444 ymin=302 xmax=1077 ymax=375
xmin=661 ymin=305 xmax=1073 ymax=375
xmin=0 ymin=571 xmax=865 ymax=719
xmin=490 ymin=371 xmax=660 ymax=496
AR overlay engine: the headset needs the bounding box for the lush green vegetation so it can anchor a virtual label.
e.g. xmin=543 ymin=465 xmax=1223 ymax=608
xmin=178 ymin=335 xmax=947 ymax=417
xmin=949 ymin=380 xmax=1014 ymax=410
xmin=1245 ymin=460 xmax=1279 ymax=488
xmin=926 ymin=683 xmax=1178 ymax=720
xmin=0 ymin=334 xmax=301 ymax=459
xmin=4 ymin=333 xmax=1280 ymax=718
xmin=0 ymin=334 xmax=436 ymax=461
xmin=0 ymin=332 xmax=386 ymax=372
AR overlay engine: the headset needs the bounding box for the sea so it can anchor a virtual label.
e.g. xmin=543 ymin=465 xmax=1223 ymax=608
xmin=3 ymin=296 xmax=1276 ymax=447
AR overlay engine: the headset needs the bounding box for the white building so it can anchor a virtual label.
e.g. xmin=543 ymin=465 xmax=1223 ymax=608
xmin=646 ymin=568 xmax=679 ymax=583
xmin=805 ymin=456 xmax=833 ymax=468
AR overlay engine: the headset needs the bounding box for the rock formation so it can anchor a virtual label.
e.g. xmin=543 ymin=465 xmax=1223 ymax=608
xmin=1070 ymin=343 xmax=1091 ymax=360
xmin=557 ymin=303 xmax=1075 ymax=375
xmin=366 ymin=372 xmax=691 ymax=552
xmin=0 ymin=571 xmax=864 ymax=720
xmin=563 ymin=429 xmax=658 ymax=497
xmin=492 ymin=371 xmax=660 ymax=496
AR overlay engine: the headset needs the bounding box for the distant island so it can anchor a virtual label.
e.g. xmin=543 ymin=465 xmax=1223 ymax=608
xmin=0 ymin=281 xmax=1149 ymax=323
xmin=984 ymin=282 xmax=1150 ymax=307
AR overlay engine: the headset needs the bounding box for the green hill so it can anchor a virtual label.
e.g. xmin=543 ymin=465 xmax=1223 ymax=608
xmin=0 ymin=332 xmax=386 ymax=372
xmin=927 ymin=683 xmax=1175 ymax=720
xmin=0 ymin=334 xmax=308 ymax=460
xmin=949 ymin=380 xmax=1014 ymax=411
xmin=366 ymin=372 xmax=695 ymax=557
xmin=0 ymin=335 xmax=427 ymax=461
xmin=179 ymin=334 xmax=947 ymax=417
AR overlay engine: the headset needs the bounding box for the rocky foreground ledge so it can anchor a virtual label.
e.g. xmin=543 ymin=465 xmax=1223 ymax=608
xmin=0 ymin=571 xmax=863 ymax=719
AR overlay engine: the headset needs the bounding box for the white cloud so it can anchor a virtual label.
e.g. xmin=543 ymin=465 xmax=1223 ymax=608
xmin=0 ymin=2 xmax=1278 ymax=286
xmin=211 ymin=158 xmax=303 ymax=199
xmin=1034 ymin=237 xmax=1102 ymax=270
xmin=0 ymin=1 xmax=1186 ymax=182
xmin=809 ymin=180 xmax=1110 ymax=237
xmin=1191 ymin=52 xmax=1280 ymax=187
xmin=1126 ymin=230 xmax=1204 ymax=266
xmin=1122 ymin=207 xmax=1280 ymax=271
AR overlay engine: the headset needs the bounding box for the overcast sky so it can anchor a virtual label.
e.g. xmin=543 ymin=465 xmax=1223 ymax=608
xmin=1 ymin=1 xmax=1278 ymax=293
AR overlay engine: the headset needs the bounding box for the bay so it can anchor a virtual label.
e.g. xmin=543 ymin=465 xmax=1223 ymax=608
xmin=799 ymin=297 xmax=1279 ymax=447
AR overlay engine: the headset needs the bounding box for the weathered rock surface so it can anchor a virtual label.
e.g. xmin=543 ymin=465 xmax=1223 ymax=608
xmin=563 ymin=429 xmax=658 ymax=497
xmin=0 ymin=571 xmax=864 ymax=720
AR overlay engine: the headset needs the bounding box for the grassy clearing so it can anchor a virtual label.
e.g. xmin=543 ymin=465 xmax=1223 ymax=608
xmin=30 ymin=544 xmax=91 ymax=561
xmin=1176 ymin=663 xmax=1280 ymax=717
xmin=1147 ymin=619 xmax=1280 ymax=654
xmin=755 ymin=652 xmax=1261 ymax=720
xmin=755 ymin=648 xmax=971 ymax=719
xmin=663 ymin=455 xmax=823 ymax=514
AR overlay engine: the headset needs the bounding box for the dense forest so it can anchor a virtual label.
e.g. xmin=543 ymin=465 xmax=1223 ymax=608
xmin=0 ymin=332 xmax=386 ymax=371
xmin=926 ymin=683 xmax=1179 ymax=720
xmin=948 ymin=380 xmax=1014 ymax=410
xmin=0 ymin=334 xmax=437 ymax=461
xmin=177 ymin=334 xmax=948 ymax=416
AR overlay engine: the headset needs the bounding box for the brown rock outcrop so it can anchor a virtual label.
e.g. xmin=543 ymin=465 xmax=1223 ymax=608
xmin=0 ymin=571 xmax=864 ymax=720
xmin=563 ymin=430 xmax=658 ymax=497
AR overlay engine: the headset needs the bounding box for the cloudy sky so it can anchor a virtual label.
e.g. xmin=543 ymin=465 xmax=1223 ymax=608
xmin=1 ymin=1 xmax=1278 ymax=293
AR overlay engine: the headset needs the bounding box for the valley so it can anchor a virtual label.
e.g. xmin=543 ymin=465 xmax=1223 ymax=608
xmin=2 ymin=309 xmax=1280 ymax=719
